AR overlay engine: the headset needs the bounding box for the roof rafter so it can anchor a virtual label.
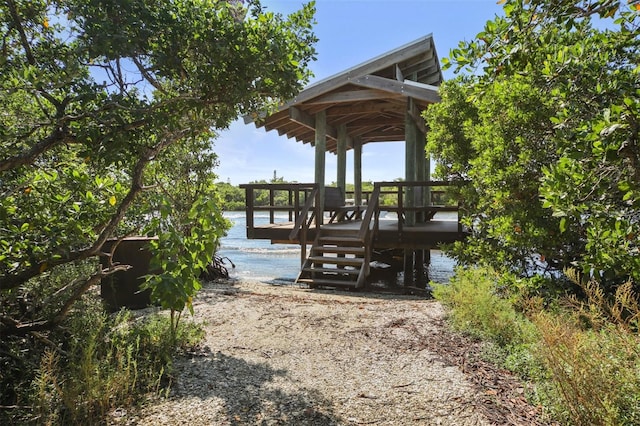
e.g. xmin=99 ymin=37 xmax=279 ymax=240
xmin=303 ymin=89 xmax=403 ymax=106
xmin=289 ymin=106 xmax=338 ymax=140
xmin=350 ymin=75 xmax=440 ymax=104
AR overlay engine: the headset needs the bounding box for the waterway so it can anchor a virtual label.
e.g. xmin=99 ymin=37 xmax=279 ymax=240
xmin=218 ymin=211 xmax=457 ymax=285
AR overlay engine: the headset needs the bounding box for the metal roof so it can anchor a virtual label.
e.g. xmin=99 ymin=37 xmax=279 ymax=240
xmin=245 ymin=34 xmax=443 ymax=153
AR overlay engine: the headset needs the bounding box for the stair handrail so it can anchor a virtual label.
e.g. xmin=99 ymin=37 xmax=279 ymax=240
xmin=357 ymin=184 xmax=381 ymax=241
xmin=289 ymin=187 xmax=319 ymax=241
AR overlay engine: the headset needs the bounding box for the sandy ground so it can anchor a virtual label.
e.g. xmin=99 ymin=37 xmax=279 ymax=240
xmin=120 ymin=280 xmax=547 ymax=426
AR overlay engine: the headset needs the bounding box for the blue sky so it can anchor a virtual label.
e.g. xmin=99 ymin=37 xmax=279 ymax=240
xmin=214 ymin=0 xmax=504 ymax=185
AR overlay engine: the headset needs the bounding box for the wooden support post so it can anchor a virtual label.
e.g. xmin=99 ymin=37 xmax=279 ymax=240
xmin=415 ymin=127 xmax=426 ymax=223
xmin=415 ymin=249 xmax=425 ymax=289
xmin=300 ymin=233 xmax=307 ymax=267
xmin=422 ymin=129 xmax=431 ymax=213
xmin=403 ymin=249 xmax=414 ymax=287
xmin=354 ymin=137 xmax=363 ymax=207
xmin=315 ymin=110 xmax=327 ymax=217
xmin=425 ymin=249 xmax=431 ymax=283
xmin=337 ymin=124 xmax=347 ymax=194
xmin=245 ymin=187 xmax=254 ymax=238
xmin=269 ymin=188 xmax=275 ymax=224
xmin=405 ymin=99 xmax=417 ymax=226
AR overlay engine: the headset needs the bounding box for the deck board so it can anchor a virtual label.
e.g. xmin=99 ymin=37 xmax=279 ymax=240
xmin=248 ymin=218 xmax=465 ymax=249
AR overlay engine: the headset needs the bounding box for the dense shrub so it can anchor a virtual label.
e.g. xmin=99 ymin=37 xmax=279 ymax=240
xmin=535 ymin=314 xmax=640 ymax=425
xmin=434 ymin=267 xmax=640 ymax=425
xmin=432 ymin=267 xmax=537 ymax=347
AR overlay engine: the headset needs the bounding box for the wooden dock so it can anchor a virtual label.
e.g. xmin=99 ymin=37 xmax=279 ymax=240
xmin=240 ymin=182 xmax=467 ymax=290
xmin=238 ymin=36 xmax=460 ymax=290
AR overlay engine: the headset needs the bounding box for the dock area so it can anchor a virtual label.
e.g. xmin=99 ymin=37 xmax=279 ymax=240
xmin=240 ymin=182 xmax=467 ymax=290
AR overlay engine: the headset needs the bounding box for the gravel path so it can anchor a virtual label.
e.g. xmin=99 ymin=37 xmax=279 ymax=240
xmin=122 ymin=280 xmax=546 ymax=425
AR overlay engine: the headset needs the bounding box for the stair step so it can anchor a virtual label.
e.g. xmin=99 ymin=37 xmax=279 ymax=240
xmin=321 ymin=227 xmax=360 ymax=235
xmin=313 ymin=246 xmax=365 ymax=255
xmin=307 ymin=256 xmax=364 ymax=267
xmin=297 ymin=278 xmax=359 ymax=288
xmin=319 ymin=236 xmax=364 ymax=245
xmin=302 ymin=267 xmax=360 ymax=275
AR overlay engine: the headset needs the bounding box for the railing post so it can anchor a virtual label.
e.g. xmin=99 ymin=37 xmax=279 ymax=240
xmin=397 ymin=185 xmax=404 ymax=235
xmin=314 ymin=185 xmax=322 ymax=230
xmin=269 ymin=188 xmax=275 ymax=224
xmin=245 ymin=186 xmax=254 ymax=238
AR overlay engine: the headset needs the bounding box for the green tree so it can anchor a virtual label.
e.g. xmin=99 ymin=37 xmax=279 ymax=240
xmin=425 ymin=0 xmax=639 ymax=287
xmin=0 ymin=0 xmax=316 ymax=334
xmin=216 ymin=181 xmax=246 ymax=211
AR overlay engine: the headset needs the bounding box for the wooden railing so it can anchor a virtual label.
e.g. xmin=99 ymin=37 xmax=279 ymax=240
xmin=358 ymin=185 xmax=380 ymax=242
xmin=371 ymin=181 xmax=462 ymax=234
xmin=239 ymin=183 xmax=320 ymax=238
xmin=344 ymin=189 xmax=447 ymax=206
xmin=289 ymin=187 xmax=319 ymax=240
xmin=239 ymin=181 xmax=463 ymax=241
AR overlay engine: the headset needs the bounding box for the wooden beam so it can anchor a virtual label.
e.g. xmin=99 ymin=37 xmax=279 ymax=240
xmin=343 ymin=116 xmax=404 ymax=129
xmin=361 ymin=134 xmax=406 ymax=143
xmin=289 ymin=106 xmax=338 ymax=140
xmin=421 ymin=73 xmax=442 ymax=86
xmin=348 ymin=125 xmax=385 ymax=138
xmin=395 ymin=64 xmax=403 ymax=81
xmin=407 ymin=100 xmax=428 ymax=135
xmin=329 ymin=114 xmax=370 ymax=127
xmin=315 ymin=110 xmax=327 ymax=210
xmin=304 ymin=89 xmax=403 ymax=105
xmin=405 ymin=98 xmax=417 ymax=227
xmin=262 ymin=111 xmax=290 ymax=131
xmin=325 ymin=102 xmax=400 ymax=116
xmin=276 ymin=120 xmax=304 ymax=137
xmin=354 ymin=137 xmax=362 ymax=207
xmin=402 ymin=56 xmax=437 ymax=79
xmin=401 ymin=49 xmax=434 ymax=68
xmin=337 ymin=124 xmax=347 ymax=192
xmin=350 ymin=75 xmax=440 ymax=104
xmin=290 ymin=34 xmax=436 ymax=105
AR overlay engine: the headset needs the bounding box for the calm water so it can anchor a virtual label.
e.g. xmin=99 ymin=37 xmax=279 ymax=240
xmin=218 ymin=212 xmax=457 ymax=285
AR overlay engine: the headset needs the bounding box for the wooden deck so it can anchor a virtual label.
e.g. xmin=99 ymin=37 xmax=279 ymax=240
xmin=252 ymin=218 xmax=464 ymax=250
xmin=239 ymin=181 xmax=467 ymax=289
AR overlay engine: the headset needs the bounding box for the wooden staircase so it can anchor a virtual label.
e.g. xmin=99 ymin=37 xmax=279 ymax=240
xmin=296 ymin=225 xmax=370 ymax=289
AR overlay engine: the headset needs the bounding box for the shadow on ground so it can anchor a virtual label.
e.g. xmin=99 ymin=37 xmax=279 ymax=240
xmin=171 ymin=350 xmax=342 ymax=425
xmin=198 ymin=278 xmax=432 ymax=304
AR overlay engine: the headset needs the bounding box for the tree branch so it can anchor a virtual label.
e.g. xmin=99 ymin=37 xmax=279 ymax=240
xmin=0 ymin=265 xmax=128 ymax=336
xmin=5 ymin=0 xmax=35 ymax=66
xmin=0 ymin=128 xmax=190 ymax=291
xmin=0 ymin=128 xmax=72 ymax=172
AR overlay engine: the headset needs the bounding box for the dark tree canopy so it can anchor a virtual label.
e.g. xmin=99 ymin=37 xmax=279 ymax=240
xmin=0 ymin=0 xmax=317 ymax=333
xmin=425 ymin=0 xmax=639 ymax=288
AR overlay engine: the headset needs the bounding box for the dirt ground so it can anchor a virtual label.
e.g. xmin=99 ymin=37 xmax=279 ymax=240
xmin=121 ymin=280 xmax=548 ymax=425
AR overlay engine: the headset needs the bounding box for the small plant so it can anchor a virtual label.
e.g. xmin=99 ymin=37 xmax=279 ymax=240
xmin=533 ymin=272 xmax=640 ymax=425
xmin=21 ymin=294 xmax=205 ymax=425
xmin=432 ymin=266 xmax=537 ymax=348
xmin=143 ymin=196 xmax=228 ymax=342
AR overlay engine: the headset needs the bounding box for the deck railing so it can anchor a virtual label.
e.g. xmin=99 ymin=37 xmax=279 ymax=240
xmin=358 ymin=185 xmax=380 ymax=241
xmin=371 ymin=181 xmax=462 ymax=234
xmin=239 ymin=183 xmax=321 ymax=239
xmin=239 ymin=181 xmax=463 ymax=241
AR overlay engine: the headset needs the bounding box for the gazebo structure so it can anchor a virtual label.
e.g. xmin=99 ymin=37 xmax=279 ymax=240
xmin=240 ymin=34 xmax=466 ymax=290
